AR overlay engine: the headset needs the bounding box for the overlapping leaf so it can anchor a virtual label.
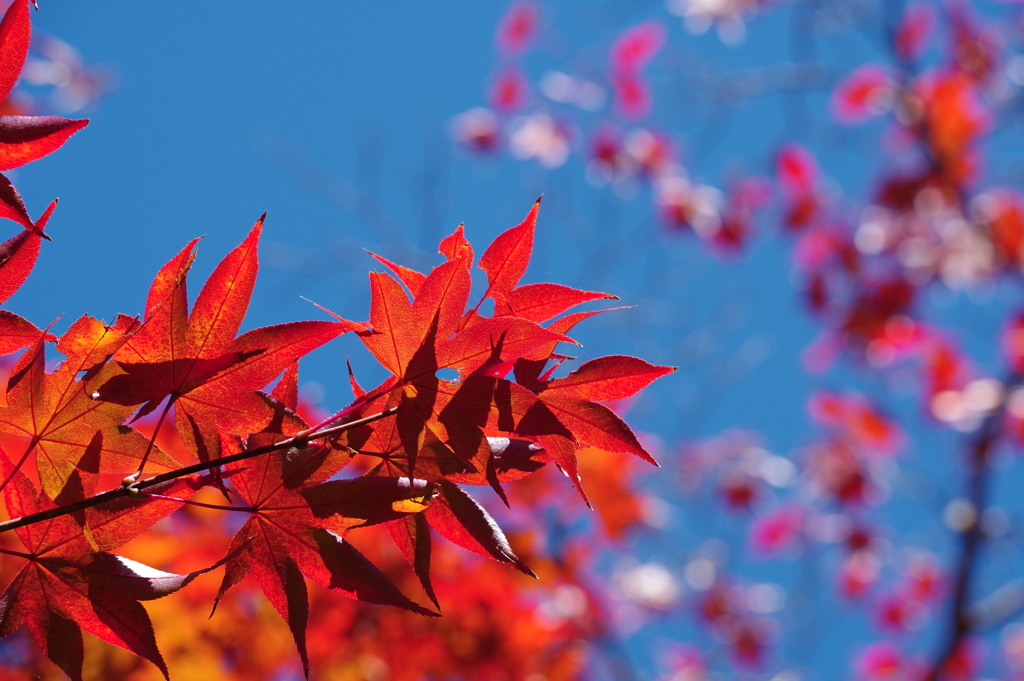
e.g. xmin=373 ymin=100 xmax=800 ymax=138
xmin=0 ymin=444 xmax=215 ymax=681
xmin=317 ymin=202 xmax=672 ymax=590
xmin=213 ymin=432 xmax=438 ymax=676
xmin=0 ymin=316 xmax=179 ymax=498
xmin=98 ymin=217 xmax=351 ymax=467
xmin=0 ymin=1 xmax=86 ymax=231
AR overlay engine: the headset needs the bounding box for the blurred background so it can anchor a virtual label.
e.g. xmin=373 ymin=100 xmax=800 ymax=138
xmin=6 ymin=0 xmax=1024 ymax=679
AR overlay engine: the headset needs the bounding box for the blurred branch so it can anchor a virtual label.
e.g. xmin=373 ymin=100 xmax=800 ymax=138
xmin=967 ymin=576 xmax=1024 ymax=631
xmin=924 ymin=373 xmax=1020 ymax=680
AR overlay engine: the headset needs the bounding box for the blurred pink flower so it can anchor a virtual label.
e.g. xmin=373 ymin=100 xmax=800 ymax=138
xmin=749 ymin=504 xmax=803 ymax=558
xmin=831 ymin=65 xmax=894 ymax=124
xmin=495 ymin=1 xmax=539 ymax=57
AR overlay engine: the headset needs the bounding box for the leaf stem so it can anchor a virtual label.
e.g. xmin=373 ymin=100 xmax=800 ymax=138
xmin=0 ymin=407 xmax=398 ymax=536
xmin=0 ymin=436 xmax=39 ymax=497
xmin=0 ymin=545 xmax=33 ymax=560
xmin=135 ymin=398 xmax=174 ymax=479
xmin=142 ymin=493 xmax=252 ymax=513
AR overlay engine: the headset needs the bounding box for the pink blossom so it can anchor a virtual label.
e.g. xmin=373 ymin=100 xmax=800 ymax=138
xmin=776 ymin=144 xmax=818 ymax=199
xmin=831 ymin=65 xmax=893 ymax=124
xmin=895 ymin=2 xmax=936 ymax=60
xmin=495 ymin=1 xmax=540 ymax=56
xmin=610 ymin=21 xmax=666 ymax=73
xmin=490 ymin=64 xmax=529 ymax=113
xmin=612 ymin=71 xmax=652 ymax=121
xmin=749 ymin=505 xmax=803 ymax=558
xmin=854 ymin=641 xmax=903 ymax=681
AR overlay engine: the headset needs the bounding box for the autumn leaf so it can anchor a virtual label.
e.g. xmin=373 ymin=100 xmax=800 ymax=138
xmin=529 ymin=355 xmax=675 ymax=466
xmin=213 ymin=433 xmax=438 ymax=676
xmin=478 ymin=197 xmax=539 ymax=306
xmin=424 ymin=479 xmax=535 ymax=577
xmin=0 ymin=443 xmax=213 ymax=681
xmin=0 ymin=319 xmax=178 ymax=499
xmin=0 ymin=115 xmax=89 ymax=171
xmin=0 ymin=0 xmax=30 ymax=106
xmin=0 ymin=309 xmax=47 ymax=356
xmin=97 ymin=217 xmax=351 ymax=468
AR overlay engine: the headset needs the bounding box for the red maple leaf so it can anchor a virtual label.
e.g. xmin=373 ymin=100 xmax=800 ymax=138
xmin=0 ymin=1 xmax=87 ymax=230
xmin=97 ymin=217 xmax=353 ymax=470
xmin=0 ymin=317 xmax=180 ymax=499
xmin=0 ymin=444 xmax=220 ymax=681
xmin=213 ymin=432 xmax=438 ymax=676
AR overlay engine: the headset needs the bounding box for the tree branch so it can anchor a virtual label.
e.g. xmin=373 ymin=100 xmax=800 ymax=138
xmin=0 ymin=407 xmax=398 ymax=536
xmin=924 ymin=374 xmax=1019 ymax=680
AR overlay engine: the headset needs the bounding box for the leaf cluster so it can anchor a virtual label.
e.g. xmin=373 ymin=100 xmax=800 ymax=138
xmin=0 ymin=3 xmax=673 ymax=678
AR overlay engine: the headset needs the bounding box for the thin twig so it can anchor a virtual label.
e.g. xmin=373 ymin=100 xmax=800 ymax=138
xmin=0 ymin=407 xmax=398 ymax=536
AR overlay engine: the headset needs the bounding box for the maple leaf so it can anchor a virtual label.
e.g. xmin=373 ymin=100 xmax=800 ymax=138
xmin=368 ymin=436 xmax=546 ymax=608
xmin=477 ymin=198 xmax=540 ymax=308
xmin=97 ymin=217 xmax=352 ymax=469
xmin=0 ymin=444 xmax=217 ymax=681
xmin=381 ymin=473 xmax=542 ymax=611
xmin=0 ymin=0 xmax=30 ymax=107
xmin=529 ymin=355 xmax=674 ymax=465
xmin=465 ymin=203 xmax=672 ymax=492
xmin=0 ymin=309 xmax=48 ymax=355
xmin=0 ymin=1 xmax=86 ymax=228
xmin=340 ymin=248 xmax=574 ymax=486
xmin=332 ymin=204 xmax=665 ymax=510
xmin=0 ymin=115 xmax=89 ymax=171
xmin=0 ymin=318 xmax=180 ymax=499
xmin=213 ymin=433 xmax=438 ymax=676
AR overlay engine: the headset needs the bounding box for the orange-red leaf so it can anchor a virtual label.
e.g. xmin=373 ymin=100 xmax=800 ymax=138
xmin=0 ymin=116 xmax=88 ymax=171
xmin=0 ymin=330 xmax=178 ymax=497
xmin=438 ymin=222 xmax=474 ymax=264
xmin=368 ymin=251 xmax=427 ymax=297
xmin=185 ymin=215 xmax=262 ymax=359
xmin=542 ymin=355 xmax=675 ymax=401
xmin=478 ymin=198 xmax=539 ymax=302
xmin=500 ymin=282 xmax=618 ymax=323
xmin=363 ymin=271 xmax=415 ymax=375
xmin=0 ymin=0 xmax=30 ymax=103
xmin=0 ymin=310 xmax=44 ymax=356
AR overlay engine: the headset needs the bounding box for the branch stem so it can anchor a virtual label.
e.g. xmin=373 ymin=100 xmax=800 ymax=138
xmin=924 ymin=374 xmax=1019 ymax=680
xmin=0 ymin=407 xmax=398 ymax=536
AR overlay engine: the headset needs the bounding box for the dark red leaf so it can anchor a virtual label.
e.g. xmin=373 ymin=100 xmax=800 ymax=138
xmin=424 ymin=479 xmax=535 ymax=577
xmin=386 ymin=513 xmax=438 ymax=610
xmin=0 ymin=227 xmax=39 ymax=304
xmin=0 ymin=116 xmax=89 ymax=171
xmin=542 ymin=355 xmax=675 ymax=401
